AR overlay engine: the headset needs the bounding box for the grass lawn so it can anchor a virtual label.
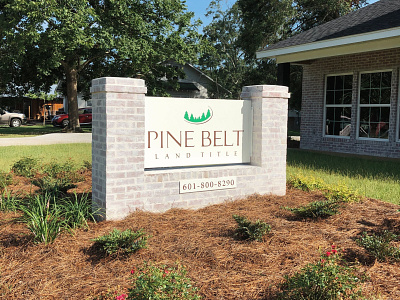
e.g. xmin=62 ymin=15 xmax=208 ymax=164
xmin=0 ymin=124 xmax=91 ymax=138
xmin=0 ymin=143 xmax=91 ymax=172
xmin=287 ymin=148 xmax=400 ymax=205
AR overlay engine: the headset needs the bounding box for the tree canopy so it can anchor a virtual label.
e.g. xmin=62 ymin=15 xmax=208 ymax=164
xmin=199 ymin=0 xmax=368 ymax=105
xmin=0 ymin=0 xmax=200 ymax=131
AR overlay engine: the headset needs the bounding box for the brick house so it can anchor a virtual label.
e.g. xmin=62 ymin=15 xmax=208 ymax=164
xmin=257 ymin=0 xmax=400 ymax=158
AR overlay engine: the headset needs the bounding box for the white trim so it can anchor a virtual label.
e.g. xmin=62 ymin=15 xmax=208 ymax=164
xmin=356 ymin=70 xmax=393 ymax=140
xmin=257 ymin=27 xmax=400 ymax=60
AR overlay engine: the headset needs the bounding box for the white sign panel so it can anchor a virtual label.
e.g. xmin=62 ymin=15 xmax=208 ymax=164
xmin=145 ymin=97 xmax=252 ymax=168
xmin=180 ymin=177 xmax=237 ymax=194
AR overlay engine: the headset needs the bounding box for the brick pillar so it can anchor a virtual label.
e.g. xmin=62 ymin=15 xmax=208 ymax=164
xmin=241 ymin=85 xmax=289 ymax=194
xmin=91 ymin=77 xmax=147 ymax=220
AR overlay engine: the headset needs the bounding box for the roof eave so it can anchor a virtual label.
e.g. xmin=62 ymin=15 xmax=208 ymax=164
xmin=256 ymin=27 xmax=400 ymax=64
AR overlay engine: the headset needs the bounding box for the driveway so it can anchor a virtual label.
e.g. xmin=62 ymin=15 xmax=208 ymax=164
xmin=0 ymin=133 xmax=92 ymax=147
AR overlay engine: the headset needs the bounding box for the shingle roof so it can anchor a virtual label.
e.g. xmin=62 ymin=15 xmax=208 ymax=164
xmin=263 ymin=0 xmax=400 ymax=52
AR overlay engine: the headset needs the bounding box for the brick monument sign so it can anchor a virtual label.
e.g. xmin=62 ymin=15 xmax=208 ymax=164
xmin=91 ymin=77 xmax=289 ymax=220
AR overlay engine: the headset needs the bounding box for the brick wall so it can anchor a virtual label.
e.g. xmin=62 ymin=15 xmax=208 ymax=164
xmin=301 ymin=48 xmax=400 ymax=158
xmin=91 ymin=78 xmax=289 ymax=220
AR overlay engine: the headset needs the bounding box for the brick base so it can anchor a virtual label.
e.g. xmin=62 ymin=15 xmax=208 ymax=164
xmin=91 ymin=78 xmax=289 ymax=220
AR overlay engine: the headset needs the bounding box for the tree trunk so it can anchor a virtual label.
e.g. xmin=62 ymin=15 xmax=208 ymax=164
xmin=65 ymin=67 xmax=82 ymax=132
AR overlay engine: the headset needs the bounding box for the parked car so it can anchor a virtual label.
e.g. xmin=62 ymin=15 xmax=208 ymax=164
xmin=0 ymin=108 xmax=27 ymax=127
xmin=52 ymin=108 xmax=92 ymax=128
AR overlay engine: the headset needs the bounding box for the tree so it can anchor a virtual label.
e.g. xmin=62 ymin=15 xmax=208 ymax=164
xmin=237 ymin=0 xmax=367 ymax=58
xmin=236 ymin=0 xmax=368 ymax=110
xmin=237 ymin=0 xmax=294 ymax=60
xmin=199 ymin=0 xmax=245 ymax=98
xmin=199 ymin=0 xmax=281 ymax=99
xmin=0 ymin=0 xmax=200 ymax=132
xmin=295 ymin=0 xmax=367 ymax=31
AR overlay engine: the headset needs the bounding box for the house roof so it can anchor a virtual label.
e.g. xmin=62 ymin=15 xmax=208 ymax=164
xmin=257 ymin=0 xmax=400 ymax=63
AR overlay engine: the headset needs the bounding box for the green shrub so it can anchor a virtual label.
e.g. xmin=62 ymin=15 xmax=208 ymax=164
xmin=19 ymin=194 xmax=63 ymax=244
xmin=323 ymin=183 xmax=360 ymax=203
xmin=41 ymin=160 xmax=74 ymax=176
xmin=289 ymin=174 xmax=361 ymax=203
xmin=233 ymin=214 xmax=271 ymax=242
xmin=0 ymin=188 xmax=20 ymax=212
xmin=11 ymin=157 xmax=38 ymax=177
xmin=32 ymin=175 xmax=76 ymax=195
xmin=288 ymin=174 xmax=325 ymax=191
xmin=82 ymin=160 xmax=92 ymax=171
xmin=128 ymin=262 xmax=201 ymax=300
xmin=31 ymin=160 xmax=84 ymax=195
xmin=59 ymin=193 xmax=100 ymax=230
xmin=356 ymin=230 xmax=400 ymax=262
xmin=284 ymin=200 xmax=341 ymax=219
xmin=92 ymin=228 xmax=149 ymax=255
xmin=277 ymin=246 xmax=365 ymax=300
xmin=0 ymin=172 xmax=13 ymax=190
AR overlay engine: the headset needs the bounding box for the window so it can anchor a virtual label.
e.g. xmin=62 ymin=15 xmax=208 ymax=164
xmin=324 ymin=74 xmax=353 ymax=136
xmin=358 ymin=71 xmax=391 ymax=139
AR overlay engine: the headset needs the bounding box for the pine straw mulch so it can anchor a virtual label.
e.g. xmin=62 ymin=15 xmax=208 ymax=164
xmin=1 ymin=179 xmax=400 ymax=299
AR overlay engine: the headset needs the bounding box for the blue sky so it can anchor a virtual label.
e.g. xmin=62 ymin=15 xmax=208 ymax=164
xmin=185 ymin=0 xmax=236 ymax=29
xmin=185 ymin=0 xmax=379 ymax=31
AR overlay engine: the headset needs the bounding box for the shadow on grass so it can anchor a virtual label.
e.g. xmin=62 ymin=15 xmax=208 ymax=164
xmin=0 ymin=124 xmax=91 ymax=137
xmin=287 ymin=148 xmax=400 ymax=182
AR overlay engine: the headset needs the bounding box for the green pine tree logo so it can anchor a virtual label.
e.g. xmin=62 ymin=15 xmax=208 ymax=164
xmin=184 ymin=108 xmax=213 ymax=124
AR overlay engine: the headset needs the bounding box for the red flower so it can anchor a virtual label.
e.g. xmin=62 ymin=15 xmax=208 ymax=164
xmin=332 ymin=245 xmax=336 ymax=249
xmin=326 ymin=251 xmax=331 ymax=257
xmin=332 ymin=249 xmax=338 ymax=254
xmin=131 ymin=268 xmax=136 ymax=274
xmin=321 ymin=259 xmax=325 ymax=264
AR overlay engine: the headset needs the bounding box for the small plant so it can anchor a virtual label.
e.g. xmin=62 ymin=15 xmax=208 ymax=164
xmin=233 ymin=214 xmax=271 ymax=242
xmin=289 ymin=174 xmax=361 ymax=203
xmin=284 ymin=199 xmax=341 ymax=219
xmin=356 ymin=230 xmax=400 ymax=262
xmin=0 ymin=172 xmax=13 ymax=190
xmin=288 ymin=174 xmax=325 ymax=192
xmin=31 ymin=161 xmax=84 ymax=195
xmin=323 ymin=183 xmax=360 ymax=203
xmin=11 ymin=157 xmax=38 ymax=177
xmin=41 ymin=160 xmax=75 ymax=177
xmin=92 ymin=228 xmax=149 ymax=255
xmin=82 ymin=160 xmax=92 ymax=171
xmin=18 ymin=194 xmax=63 ymax=244
xmin=277 ymin=245 xmax=365 ymax=300
xmin=128 ymin=262 xmax=201 ymax=300
xmin=59 ymin=193 xmax=100 ymax=230
xmin=32 ymin=175 xmax=77 ymax=195
xmin=0 ymin=188 xmax=20 ymax=212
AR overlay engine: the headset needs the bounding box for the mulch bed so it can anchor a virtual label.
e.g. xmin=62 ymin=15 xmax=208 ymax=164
xmin=1 ymin=173 xmax=400 ymax=299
